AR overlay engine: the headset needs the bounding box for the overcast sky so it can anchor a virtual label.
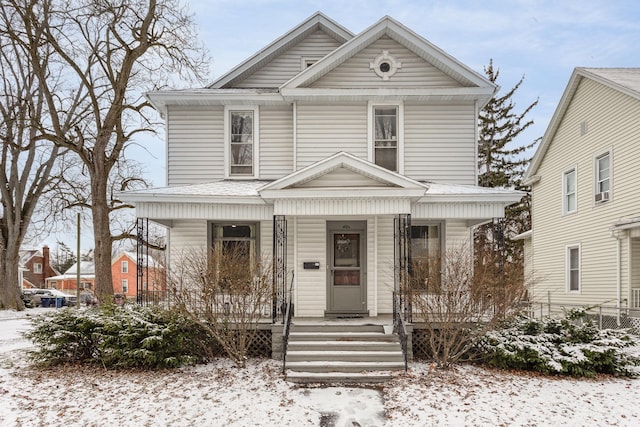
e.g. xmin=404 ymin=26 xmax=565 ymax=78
xmin=40 ymin=0 xmax=640 ymax=249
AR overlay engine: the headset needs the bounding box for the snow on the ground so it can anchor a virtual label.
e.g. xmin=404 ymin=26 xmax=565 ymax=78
xmin=1 ymin=310 xmax=639 ymax=427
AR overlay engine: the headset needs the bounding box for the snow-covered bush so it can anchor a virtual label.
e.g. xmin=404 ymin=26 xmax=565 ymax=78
xmin=480 ymin=309 xmax=640 ymax=377
xmin=24 ymin=305 xmax=213 ymax=369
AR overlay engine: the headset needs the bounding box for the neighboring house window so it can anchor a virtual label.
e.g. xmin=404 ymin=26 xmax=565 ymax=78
xmin=595 ymin=152 xmax=610 ymax=202
xmin=373 ymin=106 xmax=399 ymax=171
xmin=211 ymin=223 xmax=258 ymax=265
xmin=566 ymin=244 xmax=581 ymax=292
xmin=121 ymin=260 xmax=128 ymax=273
xmin=122 ymin=279 xmax=128 ymax=294
xmin=410 ymin=222 xmax=443 ymax=293
xmin=33 ymin=263 xmax=42 ymax=274
xmin=226 ymin=108 xmax=259 ymax=177
xmin=563 ymin=168 xmax=576 ymax=214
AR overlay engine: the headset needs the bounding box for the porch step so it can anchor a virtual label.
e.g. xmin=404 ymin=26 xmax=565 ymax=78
xmin=284 ymin=323 xmax=405 ymax=384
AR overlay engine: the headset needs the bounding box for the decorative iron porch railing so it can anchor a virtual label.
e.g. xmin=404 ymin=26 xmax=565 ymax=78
xmin=272 ymin=215 xmax=288 ymax=323
xmin=394 ymin=213 xmax=412 ymax=323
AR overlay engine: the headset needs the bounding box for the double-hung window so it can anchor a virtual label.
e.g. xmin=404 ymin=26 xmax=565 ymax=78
xmin=410 ymin=222 xmax=443 ymax=293
xmin=595 ymin=152 xmax=610 ymax=202
xmin=563 ymin=168 xmax=576 ymax=214
xmin=33 ymin=263 xmax=42 ymax=274
xmin=122 ymin=279 xmax=128 ymax=294
xmin=372 ymin=105 xmax=400 ymax=172
xmin=226 ymin=107 xmax=258 ymax=177
xmin=121 ymin=260 xmax=128 ymax=273
xmin=566 ymin=244 xmax=580 ymax=292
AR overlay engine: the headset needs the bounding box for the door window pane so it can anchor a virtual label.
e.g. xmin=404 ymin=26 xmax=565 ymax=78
xmin=334 ymin=234 xmax=359 ymax=267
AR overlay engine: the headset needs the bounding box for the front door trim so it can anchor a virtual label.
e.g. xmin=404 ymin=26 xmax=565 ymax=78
xmin=325 ymin=220 xmax=368 ymax=317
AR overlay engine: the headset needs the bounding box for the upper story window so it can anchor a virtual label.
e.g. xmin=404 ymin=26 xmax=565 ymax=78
xmin=225 ymin=107 xmax=259 ymax=178
xmin=563 ymin=168 xmax=576 ymax=214
xmin=121 ymin=260 xmax=128 ymax=273
xmin=33 ymin=263 xmax=42 ymax=274
xmin=595 ymin=151 xmax=610 ymax=203
xmin=372 ymin=105 xmax=400 ymax=172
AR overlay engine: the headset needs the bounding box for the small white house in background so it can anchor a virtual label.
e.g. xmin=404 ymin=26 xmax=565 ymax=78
xmin=121 ymin=13 xmax=523 ymax=319
xmin=522 ymin=68 xmax=640 ymax=311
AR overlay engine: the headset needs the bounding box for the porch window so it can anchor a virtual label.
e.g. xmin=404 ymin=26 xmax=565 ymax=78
xmin=373 ymin=106 xmax=398 ymax=171
xmin=410 ymin=223 xmax=442 ymax=293
xmin=563 ymin=168 xmax=576 ymax=214
xmin=595 ymin=152 xmax=610 ymax=202
xmin=566 ymin=244 xmax=580 ymax=292
xmin=211 ymin=223 xmax=258 ymax=264
xmin=229 ymin=110 xmax=254 ymax=176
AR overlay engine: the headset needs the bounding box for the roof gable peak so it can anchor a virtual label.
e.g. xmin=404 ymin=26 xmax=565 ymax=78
xmin=208 ymin=12 xmax=353 ymax=89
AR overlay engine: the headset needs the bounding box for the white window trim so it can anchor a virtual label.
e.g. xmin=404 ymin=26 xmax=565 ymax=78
xmin=367 ymin=101 xmax=404 ymax=174
xmin=566 ymin=243 xmax=581 ymax=293
xmin=593 ymin=148 xmax=612 ymax=205
xmin=33 ymin=263 xmax=42 ymax=274
xmin=121 ymin=260 xmax=128 ymax=273
xmin=562 ymin=165 xmax=577 ymax=215
xmin=122 ymin=279 xmax=128 ymax=293
xmin=224 ymin=105 xmax=259 ymax=179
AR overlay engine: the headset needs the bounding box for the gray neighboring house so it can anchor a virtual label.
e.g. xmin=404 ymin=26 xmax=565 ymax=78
xmin=521 ymin=68 xmax=640 ymax=313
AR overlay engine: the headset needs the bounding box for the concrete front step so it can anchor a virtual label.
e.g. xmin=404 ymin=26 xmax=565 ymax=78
xmin=289 ymin=324 xmax=386 ymax=333
xmin=288 ymin=331 xmax=399 ymax=342
xmin=287 ymin=340 xmax=400 ymax=352
xmin=286 ymin=360 xmax=405 ymax=373
xmin=285 ymin=370 xmax=396 ymax=384
xmin=286 ymin=350 xmax=404 ymax=363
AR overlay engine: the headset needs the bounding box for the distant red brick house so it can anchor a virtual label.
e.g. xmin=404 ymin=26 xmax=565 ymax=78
xmin=19 ymin=246 xmax=60 ymax=289
xmin=111 ymin=251 xmax=166 ymax=299
xmin=45 ymin=251 xmax=165 ymax=300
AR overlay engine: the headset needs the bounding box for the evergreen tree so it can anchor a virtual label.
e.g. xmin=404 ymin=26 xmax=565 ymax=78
xmin=475 ymin=59 xmax=539 ymax=281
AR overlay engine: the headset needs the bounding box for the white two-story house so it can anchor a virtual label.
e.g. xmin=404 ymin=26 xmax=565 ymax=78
xmin=522 ymin=68 xmax=640 ymax=315
xmin=122 ymin=13 xmax=522 ymax=322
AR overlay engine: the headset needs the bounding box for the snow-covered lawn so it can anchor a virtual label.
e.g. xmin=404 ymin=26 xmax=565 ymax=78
xmin=1 ymin=309 xmax=639 ymax=426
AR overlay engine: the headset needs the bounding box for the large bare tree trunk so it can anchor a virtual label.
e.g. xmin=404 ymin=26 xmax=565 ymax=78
xmin=91 ymin=171 xmax=114 ymax=302
xmin=0 ymin=227 xmax=25 ymax=310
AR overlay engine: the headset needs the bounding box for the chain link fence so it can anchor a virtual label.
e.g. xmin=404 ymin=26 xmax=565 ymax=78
xmin=521 ymin=302 xmax=640 ymax=334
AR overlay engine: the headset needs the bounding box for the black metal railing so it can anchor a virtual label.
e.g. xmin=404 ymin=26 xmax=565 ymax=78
xmin=393 ymin=291 xmax=409 ymax=372
xmin=282 ymin=273 xmax=295 ymax=374
xmin=272 ymin=215 xmax=287 ymax=323
xmin=394 ymin=214 xmax=412 ymax=322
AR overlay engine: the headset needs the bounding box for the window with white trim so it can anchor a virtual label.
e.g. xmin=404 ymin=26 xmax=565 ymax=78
xmin=227 ymin=109 xmax=257 ymax=177
xmin=33 ymin=263 xmax=42 ymax=274
xmin=566 ymin=244 xmax=580 ymax=292
xmin=595 ymin=152 xmax=610 ymax=202
xmin=122 ymin=279 xmax=128 ymax=294
xmin=121 ymin=260 xmax=128 ymax=273
xmin=410 ymin=222 xmax=443 ymax=293
xmin=373 ymin=105 xmax=399 ymax=171
xmin=211 ymin=223 xmax=259 ymax=265
xmin=563 ymin=168 xmax=576 ymax=214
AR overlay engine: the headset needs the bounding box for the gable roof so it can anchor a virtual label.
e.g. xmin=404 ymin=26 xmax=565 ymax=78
xmin=525 ymin=68 xmax=640 ymax=180
xmin=208 ymin=12 xmax=353 ymax=89
xmin=258 ymin=152 xmax=428 ymax=199
xmin=280 ymin=16 xmax=495 ymax=94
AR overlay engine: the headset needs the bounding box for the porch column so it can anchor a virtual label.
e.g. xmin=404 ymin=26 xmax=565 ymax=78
xmin=272 ymin=215 xmax=288 ymax=323
xmin=394 ymin=213 xmax=411 ymax=322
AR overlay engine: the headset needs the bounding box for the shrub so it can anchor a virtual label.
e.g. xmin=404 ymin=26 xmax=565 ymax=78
xmin=24 ymin=305 xmax=212 ymax=369
xmin=480 ymin=309 xmax=640 ymax=377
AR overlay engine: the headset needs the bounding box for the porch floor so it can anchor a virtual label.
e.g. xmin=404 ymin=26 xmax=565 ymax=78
xmin=290 ymin=315 xmax=394 ymax=326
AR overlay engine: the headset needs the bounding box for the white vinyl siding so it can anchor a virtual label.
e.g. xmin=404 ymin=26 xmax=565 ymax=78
xmin=167 ymin=106 xmax=224 ymax=186
xmin=295 ymin=218 xmax=327 ymax=317
xmin=375 ymin=217 xmax=395 ymax=314
xmin=235 ymin=30 xmax=342 ymax=88
xmin=168 ymin=220 xmax=208 ymax=267
xmin=296 ymin=103 xmax=367 ymax=168
xmin=259 ymin=105 xmax=294 ymax=179
xmin=311 ymin=36 xmax=462 ymax=88
xmin=404 ymin=103 xmax=476 ymax=184
xmin=531 ymin=76 xmax=640 ymax=306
